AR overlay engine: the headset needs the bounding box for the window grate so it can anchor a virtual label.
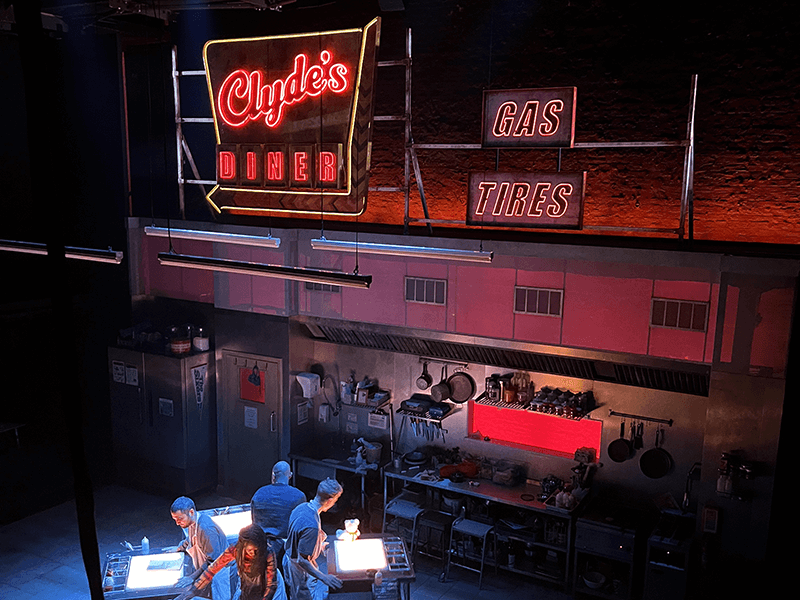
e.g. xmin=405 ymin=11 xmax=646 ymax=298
xmin=305 ymin=282 xmax=341 ymax=293
xmin=651 ymin=298 xmax=708 ymax=332
xmin=405 ymin=277 xmax=446 ymax=305
xmin=514 ymin=286 xmax=563 ymax=317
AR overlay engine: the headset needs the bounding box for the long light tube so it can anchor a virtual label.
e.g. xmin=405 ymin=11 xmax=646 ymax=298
xmin=158 ymin=253 xmax=371 ymax=289
xmin=144 ymin=226 xmax=280 ymax=248
xmin=0 ymin=239 xmax=123 ymax=264
xmin=310 ymin=238 xmax=493 ymax=263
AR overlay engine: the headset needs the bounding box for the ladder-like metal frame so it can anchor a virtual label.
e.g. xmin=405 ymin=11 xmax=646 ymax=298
xmin=171 ymin=30 xmax=697 ymax=240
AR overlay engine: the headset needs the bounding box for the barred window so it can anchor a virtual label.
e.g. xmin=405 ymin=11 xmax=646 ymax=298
xmin=405 ymin=277 xmax=446 ymax=305
xmin=514 ymin=286 xmax=563 ymax=317
xmin=651 ymin=298 xmax=708 ymax=332
xmin=304 ymin=282 xmax=341 ymax=293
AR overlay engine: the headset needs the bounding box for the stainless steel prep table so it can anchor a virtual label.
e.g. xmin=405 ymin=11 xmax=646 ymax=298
xmin=290 ymin=452 xmax=385 ymax=512
xmin=382 ymin=464 xmax=579 ymax=589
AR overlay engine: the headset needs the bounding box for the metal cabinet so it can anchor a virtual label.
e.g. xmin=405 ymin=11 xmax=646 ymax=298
xmin=108 ymin=347 xmax=216 ymax=495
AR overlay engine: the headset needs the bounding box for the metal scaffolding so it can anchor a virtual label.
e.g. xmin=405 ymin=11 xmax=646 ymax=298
xmin=170 ymin=30 xmax=697 ymax=240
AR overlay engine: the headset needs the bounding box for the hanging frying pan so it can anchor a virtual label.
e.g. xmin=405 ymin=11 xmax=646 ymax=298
xmin=447 ymin=371 xmax=476 ymax=404
xmin=608 ymin=420 xmax=633 ymax=463
xmin=640 ymin=426 xmax=673 ymax=479
xmin=430 ymin=366 xmax=451 ymax=402
xmin=416 ymin=362 xmax=433 ymax=390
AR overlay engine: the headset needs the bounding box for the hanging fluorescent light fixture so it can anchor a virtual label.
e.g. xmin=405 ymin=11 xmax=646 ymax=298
xmin=157 ymin=253 xmax=371 ymax=289
xmin=144 ymin=226 xmax=280 ymax=248
xmin=0 ymin=239 xmax=123 ymax=264
xmin=310 ymin=238 xmax=493 ymax=263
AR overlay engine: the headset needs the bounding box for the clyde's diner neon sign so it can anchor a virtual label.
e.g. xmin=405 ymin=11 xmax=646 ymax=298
xmin=217 ymin=51 xmax=350 ymax=129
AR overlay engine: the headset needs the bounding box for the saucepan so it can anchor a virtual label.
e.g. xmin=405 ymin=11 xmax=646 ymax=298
xmin=430 ymin=366 xmax=451 ymax=402
xmin=447 ymin=370 xmax=476 ymax=404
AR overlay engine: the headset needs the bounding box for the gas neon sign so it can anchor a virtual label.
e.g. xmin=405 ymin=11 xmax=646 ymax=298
xmin=467 ymin=172 xmax=585 ymax=229
xmin=482 ymin=88 xmax=576 ymax=148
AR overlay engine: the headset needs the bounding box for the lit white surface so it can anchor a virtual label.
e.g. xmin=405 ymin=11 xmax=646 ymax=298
xmin=211 ymin=511 xmax=252 ymax=537
xmin=333 ymin=538 xmax=387 ymax=572
xmin=126 ymin=553 xmax=184 ymax=590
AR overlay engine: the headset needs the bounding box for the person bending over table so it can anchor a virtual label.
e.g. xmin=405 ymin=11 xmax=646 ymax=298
xmin=282 ymin=478 xmax=344 ymax=600
xmin=173 ymin=524 xmax=286 ymax=600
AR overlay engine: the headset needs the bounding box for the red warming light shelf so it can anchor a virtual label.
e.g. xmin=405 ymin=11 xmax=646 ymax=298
xmin=468 ymin=400 xmax=602 ymax=460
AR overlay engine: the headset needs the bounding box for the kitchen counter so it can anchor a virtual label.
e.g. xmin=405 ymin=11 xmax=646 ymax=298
xmin=383 ymin=463 xmax=551 ymax=512
xmin=290 ymin=451 xmax=386 ymax=511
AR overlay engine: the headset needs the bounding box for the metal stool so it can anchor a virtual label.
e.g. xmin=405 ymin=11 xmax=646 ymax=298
xmin=444 ymin=517 xmax=497 ymax=590
xmin=412 ymin=510 xmax=455 ymax=566
xmin=382 ymin=499 xmax=425 ymax=552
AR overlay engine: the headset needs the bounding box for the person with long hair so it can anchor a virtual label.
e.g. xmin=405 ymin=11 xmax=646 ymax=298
xmin=174 ymin=524 xmax=287 ymax=600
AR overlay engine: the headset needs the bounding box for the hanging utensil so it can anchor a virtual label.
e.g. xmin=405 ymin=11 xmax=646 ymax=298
xmin=416 ymin=362 xmax=433 ymax=390
xmin=447 ymin=370 xmax=476 ymax=404
xmin=608 ymin=420 xmax=633 ymax=463
xmin=640 ymin=425 xmax=673 ymax=479
xmin=430 ymin=365 xmax=452 ymax=402
xmin=634 ymin=421 xmax=644 ymax=450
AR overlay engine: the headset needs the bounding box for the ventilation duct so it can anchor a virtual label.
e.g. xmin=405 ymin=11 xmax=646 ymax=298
xmin=299 ymin=318 xmax=710 ymax=397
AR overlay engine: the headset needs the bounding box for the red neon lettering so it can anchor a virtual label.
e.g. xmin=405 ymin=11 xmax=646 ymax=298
xmin=513 ymin=101 xmax=539 ymax=137
xmin=266 ymin=152 xmax=284 ymax=180
xmin=474 ymin=181 xmax=497 ymax=215
xmin=492 ymin=182 xmax=510 ymax=216
xmin=294 ymin=152 xmax=308 ymax=181
xmin=246 ymin=151 xmax=257 ymax=180
xmin=219 ymin=151 xmax=236 ymax=179
xmin=217 ymin=51 xmax=350 ymax=129
xmin=318 ymin=151 xmax=336 ymax=182
xmin=539 ymin=100 xmax=563 ymax=136
xmin=492 ymin=102 xmax=516 ymax=137
xmin=528 ymin=182 xmax=552 ymax=216
xmin=506 ymin=183 xmax=530 ymax=216
xmin=548 ymin=183 xmax=572 ymax=217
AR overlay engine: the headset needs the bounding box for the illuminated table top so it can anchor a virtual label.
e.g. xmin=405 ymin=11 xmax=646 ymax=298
xmin=332 ymin=538 xmax=388 ymax=572
xmin=126 ymin=552 xmax=184 ymax=590
xmin=210 ymin=510 xmax=252 ymax=538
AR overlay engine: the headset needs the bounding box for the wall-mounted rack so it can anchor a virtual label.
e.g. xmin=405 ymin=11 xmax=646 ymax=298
xmin=608 ymin=410 xmax=673 ymax=426
xmin=417 ymin=356 xmax=469 ymax=369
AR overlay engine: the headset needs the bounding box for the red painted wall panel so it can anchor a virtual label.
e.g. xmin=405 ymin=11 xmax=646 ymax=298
xmin=648 ymin=327 xmax=706 ymax=362
xmin=514 ymin=314 xmax=562 ymax=345
xmin=217 ymin=244 xmax=253 ymax=309
xmin=653 ymin=280 xmax=710 ymax=301
xmin=562 ymin=273 xmax=651 ymax=355
xmin=750 ymin=287 xmax=794 ymax=375
xmin=341 ymin=255 xmax=406 ymax=326
xmin=143 ymin=235 xmax=213 ymax=303
xmin=178 ymin=240 xmax=214 ymax=303
xmin=455 ymin=265 xmax=516 ymax=338
xmin=251 ymin=248 xmax=286 ymax=311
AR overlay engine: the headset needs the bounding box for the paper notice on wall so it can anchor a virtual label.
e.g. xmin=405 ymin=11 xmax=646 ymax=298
xmin=112 ymin=361 xmax=125 ymax=384
xmin=125 ymin=365 xmax=139 ymax=386
xmin=368 ymin=412 xmax=388 ymax=430
xmin=191 ymin=364 xmax=207 ymax=419
xmin=244 ymin=406 xmax=258 ymax=429
xmin=297 ymin=402 xmax=309 ymax=425
xmin=159 ymin=398 xmax=174 ymax=417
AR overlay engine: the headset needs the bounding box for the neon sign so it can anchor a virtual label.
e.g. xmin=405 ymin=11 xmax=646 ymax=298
xmin=203 ymin=18 xmax=380 ymax=217
xmin=217 ymin=51 xmax=350 ymax=129
xmin=482 ymin=88 xmax=576 ymax=148
xmin=467 ymin=172 xmax=585 ymax=229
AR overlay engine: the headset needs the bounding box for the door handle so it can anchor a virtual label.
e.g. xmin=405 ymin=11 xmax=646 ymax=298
xmin=270 ymin=411 xmax=276 ymax=432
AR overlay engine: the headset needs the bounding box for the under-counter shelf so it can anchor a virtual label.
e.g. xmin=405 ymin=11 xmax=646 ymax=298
xmin=396 ymin=404 xmax=462 ymax=423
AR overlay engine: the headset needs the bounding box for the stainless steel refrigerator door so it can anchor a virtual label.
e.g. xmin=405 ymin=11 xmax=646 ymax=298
xmin=108 ymin=348 xmax=148 ymax=466
xmin=143 ymin=353 xmax=187 ymax=470
xmin=219 ymin=351 xmax=282 ymax=496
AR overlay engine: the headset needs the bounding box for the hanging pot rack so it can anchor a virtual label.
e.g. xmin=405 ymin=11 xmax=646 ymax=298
xmin=608 ymin=410 xmax=673 ymax=427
